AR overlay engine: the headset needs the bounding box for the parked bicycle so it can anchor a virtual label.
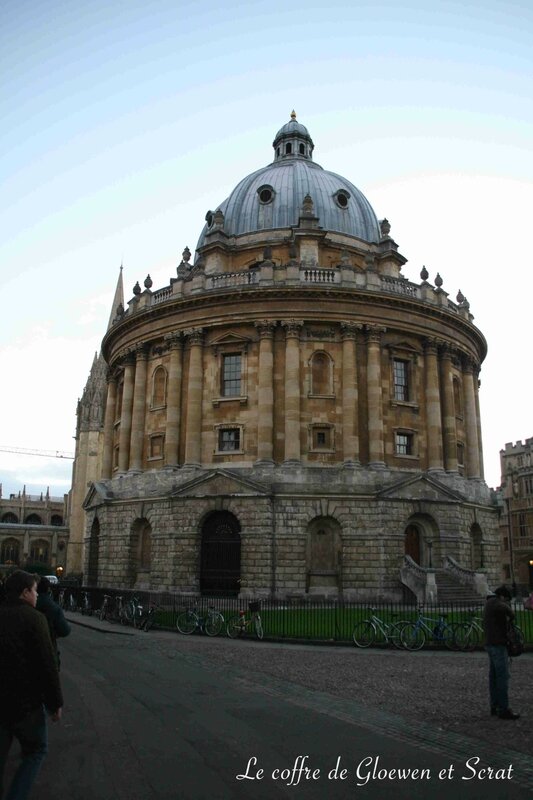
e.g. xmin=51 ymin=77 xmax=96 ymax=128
xmin=126 ymin=595 xmax=145 ymax=628
xmin=176 ymin=605 xmax=224 ymax=636
xmin=67 ymin=591 xmax=78 ymax=612
xmin=80 ymin=591 xmax=93 ymax=616
xmin=58 ymin=589 xmax=66 ymax=609
xmin=97 ymin=594 xmax=113 ymax=621
xmin=226 ymin=601 xmax=263 ymax=640
xmin=454 ymin=611 xmax=483 ymax=651
xmin=141 ymin=604 xmax=164 ymax=632
xmin=400 ymin=609 xmax=456 ymax=651
xmin=352 ymin=608 xmax=407 ymax=649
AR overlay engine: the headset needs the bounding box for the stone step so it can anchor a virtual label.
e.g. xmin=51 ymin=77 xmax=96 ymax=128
xmin=435 ymin=570 xmax=484 ymax=605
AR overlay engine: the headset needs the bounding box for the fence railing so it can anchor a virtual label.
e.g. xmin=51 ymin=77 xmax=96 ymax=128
xmin=55 ymin=586 xmax=533 ymax=648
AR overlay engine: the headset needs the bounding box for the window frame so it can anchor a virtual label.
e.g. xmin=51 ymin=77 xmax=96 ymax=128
xmin=308 ymin=423 xmax=335 ymax=454
xmin=214 ymin=424 xmax=245 ymax=455
xmin=393 ymin=429 xmax=417 ymax=459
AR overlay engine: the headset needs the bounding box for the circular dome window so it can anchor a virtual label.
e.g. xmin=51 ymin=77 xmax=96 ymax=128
xmin=258 ymin=185 xmax=275 ymax=204
xmin=334 ymin=190 xmax=350 ymax=209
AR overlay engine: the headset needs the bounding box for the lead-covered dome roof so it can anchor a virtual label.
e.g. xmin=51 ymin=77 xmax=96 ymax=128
xmin=197 ymin=113 xmax=381 ymax=250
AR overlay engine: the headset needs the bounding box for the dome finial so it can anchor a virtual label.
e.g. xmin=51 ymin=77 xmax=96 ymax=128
xmin=290 ymin=110 xmax=297 ymax=120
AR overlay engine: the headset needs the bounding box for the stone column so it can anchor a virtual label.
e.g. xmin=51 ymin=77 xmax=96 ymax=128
xmin=101 ymin=373 xmax=117 ymax=479
xmin=439 ymin=345 xmax=458 ymax=472
xmin=255 ymin=321 xmax=276 ymax=464
xmin=129 ymin=344 xmax=149 ymax=472
xmin=164 ymin=333 xmax=184 ymax=467
xmin=118 ymin=356 xmax=135 ymax=473
xmin=462 ymin=357 xmax=481 ymax=479
xmin=366 ymin=326 xmax=385 ymax=466
xmin=282 ymin=320 xmax=303 ymax=463
xmin=474 ymin=368 xmax=485 ymax=480
xmin=341 ymin=322 xmax=361 ymax=465
xmin=424 ymin=338 xmax=444 ymax=471
xmin=184 ymin=328 xmax=204 ymax=467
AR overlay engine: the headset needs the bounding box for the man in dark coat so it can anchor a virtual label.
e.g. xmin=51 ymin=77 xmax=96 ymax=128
xmin=36 ymin=577 xmax=71 ymax=669
xmin=483 ymin=584 xmax=519 ymax=720
xmin=0 ymin=570 xmax=63 ymax=799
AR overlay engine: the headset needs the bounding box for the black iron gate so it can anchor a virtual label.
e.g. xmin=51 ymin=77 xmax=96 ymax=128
xmin=200 ymin=511 xmax=241 ymax=597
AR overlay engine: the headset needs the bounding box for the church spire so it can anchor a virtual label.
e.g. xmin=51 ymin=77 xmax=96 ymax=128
xmin=107 ymin=264 xmax=124 ymax=330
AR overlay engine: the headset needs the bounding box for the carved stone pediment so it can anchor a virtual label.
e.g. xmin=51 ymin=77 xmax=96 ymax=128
xmin=377 ymin=474 xmax=465 ymax=503
xmin=210 ymin=330 xmax=252 ymax=352
xmin=170 ymin=469 xmax=268 ymax=498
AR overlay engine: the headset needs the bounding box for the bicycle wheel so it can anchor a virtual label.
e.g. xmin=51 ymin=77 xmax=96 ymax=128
xmin=401 ymin=623 xmax=426 ymax=651
xmin=254 ymin=616 xmax=264 ymax=640
xmin=176 ymin=611 xmax=197 ymax=634
xmin=227 ymin=615 xmax=245 ymax=638
xmin=205 ymin=612 xmax=224 ymax=636
xmin=389 ymin=621 xmax=408 ymax=649
xmin=453 ymin=623 xmax=477 ymax=652
xmin=143 ymin=614 xmax=155 ymax=632
xmin=97 ymin=606 xmax=107 ymax=622
xmin=352 ymin=621 xmax=376 ymax=648
xmin=123 ymin=601 xmax=134 ymax=624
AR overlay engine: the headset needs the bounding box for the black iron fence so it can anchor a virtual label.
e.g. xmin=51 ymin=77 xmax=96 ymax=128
xmin=54 ymin=585 xmax=533 ymax=648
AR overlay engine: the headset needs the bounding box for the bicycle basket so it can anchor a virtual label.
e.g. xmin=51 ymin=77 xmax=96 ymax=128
xmin=248 ymin=600 xmax=261 ymax=613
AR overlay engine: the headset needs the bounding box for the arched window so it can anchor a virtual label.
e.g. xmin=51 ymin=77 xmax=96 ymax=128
xmin=1 ymin=537 xmax=20 ymax=564
xmin=129 ymin=518 xmax=152 ymax=587
xmin=310 ymin=351 xmax=332 ymax=395
xmin=29 ymin=539 xmax=49 ymax=564
xmin=306 ymin=516 xmax=342 ymax=593
xmin=51 ymin=515 xmax=63 ymax=526
xmin=285 ymin=143 xmax=292 ymax=154
xmin=1 ymin=512 xmax=18 ymax=524
xmin=25 ymin=514 xmax=42 ymax=525
xmin=299 ymin=143 xmax=305 ymax=154
xmin=151 ymin=366 xmax=167 ymax=408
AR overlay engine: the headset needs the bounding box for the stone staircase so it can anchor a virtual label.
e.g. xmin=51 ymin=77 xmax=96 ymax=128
xmin=434 ymin=569 xmax=484 ymax=606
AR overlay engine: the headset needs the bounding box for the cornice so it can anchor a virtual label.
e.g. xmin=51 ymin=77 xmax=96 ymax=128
xmin=102 ymin=284 xmax=487 ymax=365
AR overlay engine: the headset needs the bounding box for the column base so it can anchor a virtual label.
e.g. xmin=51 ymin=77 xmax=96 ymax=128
xmin=368 ymin=461 xmax=386 ymax=469
xmin=343 ymin=459 xmax=361 ymax=469
xmin=254 ymin=459 xmax=275 ymax=467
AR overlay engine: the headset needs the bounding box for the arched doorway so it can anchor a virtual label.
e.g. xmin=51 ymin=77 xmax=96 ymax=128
xmin=200 ymin=511 xmax=241 ymax=597
xmin=404 ymin=524 xmax=421 ymax=564
xmin=306 ymin=516 xmax=341 ymax=593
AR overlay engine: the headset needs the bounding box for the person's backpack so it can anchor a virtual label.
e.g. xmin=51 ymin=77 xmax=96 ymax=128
xmin=507 ymin=624 xmax=525 ymax=658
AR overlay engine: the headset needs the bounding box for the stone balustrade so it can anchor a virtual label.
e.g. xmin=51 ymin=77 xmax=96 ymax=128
xmin=123 ymin=260 xmax=473 ymax=322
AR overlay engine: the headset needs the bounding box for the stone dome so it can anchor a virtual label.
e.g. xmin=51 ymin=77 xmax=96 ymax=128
xmin=196 ymin=113 xmax=381 ymax=251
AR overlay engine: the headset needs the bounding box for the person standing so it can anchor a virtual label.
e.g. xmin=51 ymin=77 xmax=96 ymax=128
xmin=0 ymin=571 xmax=63 ymax=799
xmin=36 ymin=577 xmax=71 ymax=670
xmin=483 ymin=584 xmax=520 ymax=720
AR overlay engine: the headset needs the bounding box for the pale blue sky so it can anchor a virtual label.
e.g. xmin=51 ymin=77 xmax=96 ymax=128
xmin=1 ymin=0 xmax=532 ymax=495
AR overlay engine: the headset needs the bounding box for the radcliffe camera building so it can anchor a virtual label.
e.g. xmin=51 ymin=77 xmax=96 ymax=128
xmin=69 ymin=113 xmax=499 ymax=602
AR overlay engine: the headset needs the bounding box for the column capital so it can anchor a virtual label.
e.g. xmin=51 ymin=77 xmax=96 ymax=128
xmin=340 ymin=322 xmax=363 ymax=341
xmin=365 ymin=324 xmax=386 ymax=344
xmin=281 ymin=319 xmax=304 ymax=338
xmin=423 ymin=337 xmax=443 ymax=355
xmin=461 ymin=355 xmax=479 ymax=374
xmin=164 ymin=331 xmax=184 ymax=350
xmin=133 ymin=341 xmax=150 ymax=361
xmin=255 ymin=320 xmax=277 ymax=338
xmin=183 ymin=327 xmax=204 ymax=346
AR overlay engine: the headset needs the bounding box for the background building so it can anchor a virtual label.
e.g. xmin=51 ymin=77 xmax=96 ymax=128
xmin=0 ymin=485 xmax=69 ymax=573
xmin=498 ymin=438 xmax=533 ymax=593
xmin=70 ymin=114 xmax=499 ymax=601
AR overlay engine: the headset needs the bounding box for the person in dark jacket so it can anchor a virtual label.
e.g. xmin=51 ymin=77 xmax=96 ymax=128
xmin=0 ymin=570 xmax=63 ymax=799
xmin=483 ymin=584 xmax=519 ymax=720
xmin=36 ymin=577 xmax=71 ymax=669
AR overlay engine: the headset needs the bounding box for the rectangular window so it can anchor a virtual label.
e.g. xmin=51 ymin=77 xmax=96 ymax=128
xmin=503 ymin=537 xmax=509 ymax=552
xmin=519 ymin=513 xmax=527 ymax=537
xmin=395 ymin=432 xmax=413 ymax=456
xmin=218 ymin=428 xmax=240 ymax=451
xmin=222 ymin=354 xmax=241 ymax=397
xmin=149 ymin=435 xmax=164 ymax=460
xmin=312 ymin=427 xmax=331 ymax=450
xmin=393 ymin=359 xmax=409 ymax=402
